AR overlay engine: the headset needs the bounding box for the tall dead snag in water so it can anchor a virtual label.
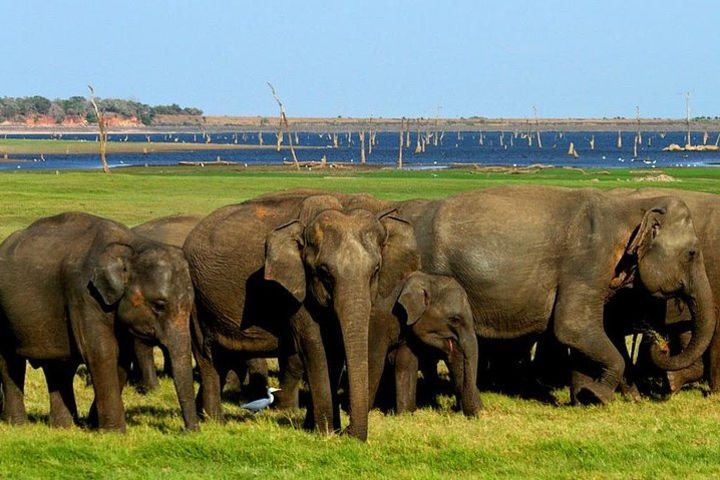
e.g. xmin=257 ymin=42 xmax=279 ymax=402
xmin=398 ymin=117 xmax=404 ymax=169
xmin=533 ymin=106 xmax=542 ymax=148
xmin=267 ymin=82 xmax=299 ymax=169
xmin=359 ymin=131 xmax=366 ymax=164
xmin=88 ymin=85 xmax=110 ymax=173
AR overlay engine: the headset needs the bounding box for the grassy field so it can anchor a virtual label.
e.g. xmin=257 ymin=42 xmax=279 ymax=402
xmin=1 ymin=166 xmax=720 ymax=479
xmin=0 ymin=138 xmax=317 ymax=156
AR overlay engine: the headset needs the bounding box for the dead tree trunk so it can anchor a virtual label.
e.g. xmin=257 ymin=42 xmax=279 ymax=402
xmin=359 ymin=131 xmax=366 ymax=164
xmin=267 ymin=82 xmax=299 ymax=169
xmin=88 ymin=85 xmax=110 ymax=174
xmin=398 ymin=118 xmax=404 ymax=169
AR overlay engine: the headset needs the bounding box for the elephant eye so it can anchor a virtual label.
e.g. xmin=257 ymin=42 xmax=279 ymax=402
xmin=151 ymin=299 xmax=167 ymax=314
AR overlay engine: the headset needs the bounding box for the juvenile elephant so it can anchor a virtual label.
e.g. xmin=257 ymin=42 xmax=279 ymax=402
xmin=396 ymin=186 xmax=715 ymax=405
xmin=369 ymin=271 xmax=481 ymax=415
xmin=184 ymin=191 xmax=415 ymax=440
xmin=130 ymin=214 xmax=202 ymax=392
xmin=0 ymin=212 xmax=199 ymax=431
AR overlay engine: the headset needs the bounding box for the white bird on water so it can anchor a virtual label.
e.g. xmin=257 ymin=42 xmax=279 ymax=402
xmin=240 ymin=387 xmax=281 ymax=412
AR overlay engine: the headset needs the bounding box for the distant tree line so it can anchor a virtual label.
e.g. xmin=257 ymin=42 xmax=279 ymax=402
xmin=0 ymin=96 xmax=203 ymax=125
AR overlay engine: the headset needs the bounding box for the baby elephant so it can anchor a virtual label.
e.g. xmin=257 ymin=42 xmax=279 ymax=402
xmin=369 ymin=271 xmax=481 ymax=416
xmin=0 ymin=212 xmax=199 ymax=431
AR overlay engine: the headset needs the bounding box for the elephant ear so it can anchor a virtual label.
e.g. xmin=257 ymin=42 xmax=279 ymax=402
xmin=627 ymin=206 xmax=666 ymax=257
xmin=378 ymin=212 xmax=421 ymax=298
xmin=397 ymin=273 xmax=429 ymax=326
xmin=91 ymin=242 xmax=133 ymax=306
xmin=610 ymin=205 xmax=666 ymax=289
xmin=264 ymin=221 xmax=306 ymax=302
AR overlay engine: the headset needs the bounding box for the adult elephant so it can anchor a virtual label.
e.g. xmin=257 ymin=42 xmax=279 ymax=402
xmin=184 ymin=191 xmax=415 ymax=440
xmin=0 ymin=212 xmax=199 ymax=431
xmin=395 ymin=185 xmax=715 ymax=404
xmin=604 ymin=188 xmax=720 ymax=395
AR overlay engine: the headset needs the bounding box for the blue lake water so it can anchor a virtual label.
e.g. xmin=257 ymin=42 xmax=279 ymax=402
xmin=2 ymin=131 xmax=719 ymax=170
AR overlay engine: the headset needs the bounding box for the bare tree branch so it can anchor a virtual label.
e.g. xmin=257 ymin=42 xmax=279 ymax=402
xmin=267 ymin=82 xmax=299 ymax=169
xmin=88 ymin=85 xmax=110 ymax=173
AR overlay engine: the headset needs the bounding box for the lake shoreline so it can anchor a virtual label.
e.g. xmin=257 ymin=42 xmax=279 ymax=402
xmin=2 ymin=117 xmax=720 ymax=134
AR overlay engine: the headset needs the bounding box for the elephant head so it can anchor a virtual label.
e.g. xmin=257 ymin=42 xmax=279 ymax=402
xmin=614 ymin=197 xmax=716 ymax=371
xmin=91 ymin=240 xmax=199 ymax=431
xmin=264 ymin=195 xmax=415 ymax=440
xmin=397 ymin=272 xmax=481 ymax=416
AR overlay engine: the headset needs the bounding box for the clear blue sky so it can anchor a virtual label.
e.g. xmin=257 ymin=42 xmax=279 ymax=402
xmin=2 ymin=0 xmax=718 ymax=118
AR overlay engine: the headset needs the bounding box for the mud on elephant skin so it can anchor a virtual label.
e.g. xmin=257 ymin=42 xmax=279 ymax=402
xmin=396 ymin=186 xmax=716 ymax=406
xmin=185 ymin=191 xmax=416 ymax=440
xmin=0 ymin=212 xmax=199 ymax=431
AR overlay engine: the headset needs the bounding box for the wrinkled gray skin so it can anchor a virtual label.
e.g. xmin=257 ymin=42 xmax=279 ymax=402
xmin=370 ymin=271 xmax=481 ymax=416
xmin=0 ymin=213 xmax=199 ymax=431
xmin=184 ymin=191 xmax=415 ymax=440
xmin=130 ymin=215 xmax=201 ymax=392
xmin=394 ymin=186 xmax=715 ymax=405
xmin=601 ymin=188 xmax=720 ymax=396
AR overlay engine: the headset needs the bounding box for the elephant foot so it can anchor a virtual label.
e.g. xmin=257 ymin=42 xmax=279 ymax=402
xmin=666 ymin=371 xmax=685 ymax=395
xmin=620 ymin=382 xmax=642 ymax=402
xmin=342 ymin=424 xmax=368 ymax=441
xmin=2 ymin=413 xmax=28 ymax=426
xmin=573 ymin=382 xmax=614 ymax=406
xmin=49 ymin=412 xmax=76 ymax=428
xmin=134 ymin=381 xmax=159 ymax=395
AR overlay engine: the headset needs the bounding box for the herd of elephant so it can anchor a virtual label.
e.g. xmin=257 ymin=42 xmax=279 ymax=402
xmin=0 ymin=185 xmax=718 ymax=441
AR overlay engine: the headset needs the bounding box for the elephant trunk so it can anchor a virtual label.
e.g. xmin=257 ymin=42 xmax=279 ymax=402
xmin=164 ymin=322 xmax=200 ymax=431
xmin=448 ymin=335 xmax=481 ymax=416
xmin=334 ymin=285 xmax=370 ymax=441
xmin=651 ymin=264 xmax=716 ymax=371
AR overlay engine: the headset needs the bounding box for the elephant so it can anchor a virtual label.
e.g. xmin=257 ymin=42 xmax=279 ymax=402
xmin=131 ymin=214 xmax=269 ymax=397
xmin=392 ymin=185 xmax=716 ymax=405
xmin=130 ymin=215 xmax=202 ymax=392
xmin=0 ymin=212 xmax=199 ymax=431
xmin=183 ymin=191 xmax=416 ymax=440
xmin=598 ymin=188 xmax=720 ymax=397
xmin=368 ymin=271 xmax=481 ymax=416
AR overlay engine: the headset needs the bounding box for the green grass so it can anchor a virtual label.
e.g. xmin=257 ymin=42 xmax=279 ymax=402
xmin=1 ymin=165 xmax=720 ymax=479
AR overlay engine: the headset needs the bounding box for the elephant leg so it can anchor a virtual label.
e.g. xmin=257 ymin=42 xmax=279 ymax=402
xmin=244 ymin=357 xmax=269 ymax=399
xmin=555 ymin=295 xmax=624 ymax=405
xmin=43 ymin=361 xmax=79 ymax=428
xmin=0 ymin=350 xmax=27 ymax=425
xmin=607 ymin=327 xmax=641 ymax=401
xmin=194 ymin=345 xmax=223 ymax=421
xmin=86 ymin=346 xmax=126 ymax=431
xmin=394 ymin=343 xmax=419 ymax=413
xmin=161 ymin=345 xmax=173 ymax=377
xmin=133 ymin=339 xmax=159 ymax=394
xmin=293 ymin=309 xmax=334 ymax=434
xmin=276 ymin=353 xmax=302 ymax=409
xmin=708 ymin=326 xmax=720 ymax=393
xmin=667 ymin=330 xmax=704 ymax=393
